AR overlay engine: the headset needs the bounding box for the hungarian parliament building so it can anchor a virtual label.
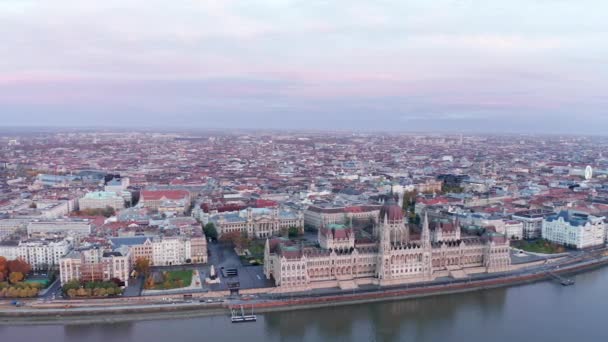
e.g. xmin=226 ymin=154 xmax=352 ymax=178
xmin=264 ymin=199 xmax=511 ymax=291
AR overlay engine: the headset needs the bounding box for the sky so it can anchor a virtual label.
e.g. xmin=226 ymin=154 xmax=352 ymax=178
xmin=1 ymin=0 xmax=607 ymax=133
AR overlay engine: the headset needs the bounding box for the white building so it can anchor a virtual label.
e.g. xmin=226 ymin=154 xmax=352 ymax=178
xmin=209 ymin=207 xmax=304 ymax=238
xmin=18 ymin=239 xmax=72 ymax=270
xmin=79 ymin=191 xmax=125 ymax=211
xmin=104 ymin=177 xmax=132 ymax=204
xmin=0 ymin=241 xmax=20 ymax=260
xmin=0 ymin=239 xmax=72 ymax=270
xmin=59 ymin=246 xmax=131 ymax=286
xmin=542 ymin=211 xmax=605 ymax=249
xmin=0 ymin=219 xmax=28 ymax=239
xmin=151 ymin=236 xmax=192 ymax=266
xmin=27 ymin=219 xmax=92 ymax=237
xmin=35 ymin=200 xmax=74 ymax=219
xmin=504 ymin=220 xmax=524 ymax=240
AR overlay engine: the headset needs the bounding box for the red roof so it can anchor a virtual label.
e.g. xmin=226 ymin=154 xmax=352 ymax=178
xmin=141 ymin=190 xmax=189 ymax=201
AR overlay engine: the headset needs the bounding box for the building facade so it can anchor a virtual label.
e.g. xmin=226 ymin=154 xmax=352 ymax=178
xmin=59 ymin=246 xmax=131 ymax=286
xmin=16 ymin=239 xmax=72 ymax=270
xmin=264 ymin=200 xmax=511 ymax=291
xmin=542 ymin=211 xmax=606 ymax=249
xmin=304 ymin=204 xmax=381 ymax=230
xmin=139 ymin=190 xmax=191 ymax=214
xmin=79 ymin=191 xmax=125 ymax=211
xmin=109 ymin=235 xmax=208 ymax=266
xmin=27 ymin=219 xmax=92 ymax=237
xmin=512 ymin=209 xmax=554 ymax=239
xmin=504 ymin=220 xmax=524 ymax=240
xmin=210 ymin=207 xmax=304 ymax=238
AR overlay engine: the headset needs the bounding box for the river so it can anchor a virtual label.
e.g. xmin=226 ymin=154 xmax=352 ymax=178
xmin=2 ymin=267 xmax=607 ymax=342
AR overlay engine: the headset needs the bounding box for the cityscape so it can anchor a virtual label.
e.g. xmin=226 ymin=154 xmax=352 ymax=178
xmin=1 ymin=131 xmax=608 ymax=337
xmin=2 ymin=1 xmax=608 ymax=341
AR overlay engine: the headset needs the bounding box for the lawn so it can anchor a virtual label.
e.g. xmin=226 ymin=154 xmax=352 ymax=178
xmin=240 ymin=240 xmax=265 ymax=266
xmin=147 ymin=270 xmax=193 ymax=290
xmin=248 ymin=241 xmax=265 ymax=259
xmin=513 ymin=239 xmax=567 ymax=254
xmin=164 ymin=270 xmax=193 ymax=286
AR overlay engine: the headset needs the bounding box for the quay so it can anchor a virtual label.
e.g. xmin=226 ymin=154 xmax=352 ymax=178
xmin=546 ymin=271 xmax=575 ymax=286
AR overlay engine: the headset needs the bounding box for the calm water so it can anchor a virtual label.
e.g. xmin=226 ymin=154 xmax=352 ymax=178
xmin=3 ymin=267 xmax=608 ymax=342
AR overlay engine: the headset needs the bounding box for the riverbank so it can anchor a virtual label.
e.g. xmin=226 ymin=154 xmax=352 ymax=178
xmin=2 ymin=252 xmax=607 ymax=325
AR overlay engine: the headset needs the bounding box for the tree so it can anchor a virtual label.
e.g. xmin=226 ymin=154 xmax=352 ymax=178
xmin=8 ymin=272 xmax=24 ymax=284
xmin=203 ymin=222 xmax=218 ymax=241
xmin=8 ymin=259 xmax=31 ymax=275
xmin=235 ymin=231 xmax=250 ymax=251
xmin=219 ymin=231 xmax=241 ymax=246
xmin=102 ymin=206 xmax=116 ymax=218
xmin=144 ymin=275 xmax=155 ymax=289
xmin=288 ymin=226 xmax=300 ymax=238
xmin=134 ymin=257 xmax=151 ymax=277
xmin=402 ymin=190 xmax=417 ymax=212
xmin=0 ymin=256 xmax=7 ymax=281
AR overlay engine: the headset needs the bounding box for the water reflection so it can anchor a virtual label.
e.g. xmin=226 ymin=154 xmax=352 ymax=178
xmin=263 ymin=289 xmax=507 ymax=341
xmin=64 ymin=322 xmax=134 ymax=342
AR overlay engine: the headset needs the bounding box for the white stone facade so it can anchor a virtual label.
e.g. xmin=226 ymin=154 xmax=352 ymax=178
xmin=542 ymin=211 xmax=605 ymax=249
xmin=211 ymin=207 xmax=304 ymax=238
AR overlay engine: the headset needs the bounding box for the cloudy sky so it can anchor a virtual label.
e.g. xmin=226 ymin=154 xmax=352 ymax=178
xmin=1 ymin=0 xmax=607 ymax=133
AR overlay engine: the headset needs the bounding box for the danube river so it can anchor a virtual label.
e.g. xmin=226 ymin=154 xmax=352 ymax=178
xmin=3 ymin=267 xmax=608 ymax=342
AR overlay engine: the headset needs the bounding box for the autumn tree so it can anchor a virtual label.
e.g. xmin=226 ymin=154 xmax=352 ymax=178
xmin=8 ymin=259 xmax=31 ymax=275
xmin=0 ymin=256 xmax=7 ymax=281
xmin=219 ymin=231 xmax=240 ymax=246
xmin=134 ymin=257 xmax=151 ymax=276
xmin=144 ymin=275 xmax=155 ymax=289
xmin=8 ymin=272 xmax=24 ymax=284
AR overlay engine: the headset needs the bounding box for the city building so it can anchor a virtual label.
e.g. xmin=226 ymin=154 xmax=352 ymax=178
xmin=104 ymin=177 xmax=132 ymax=204
xmin=13 ymin=239 xmax=72 ymax=270
xmin=139 ymin=189 xmax=191 ymax=214
xmin=27 ymin=219 xmax=92 ymax=237
xmin=79 ymin=191 xmax=125 ymax=211
xmin=542 ymin=211 xmax=606 ymax=249
xmin=504 ymin=220 xmax=524 ymax=240
xmin=209 ymin=207 xmax=304 ymax=238
xmin=264 ymin=200 xmax=511 ymax=291
xmin=59 ymin=246 xmax=131 ymax=286
xmin=304 ymin=204 xmax=381 ymax=230
xmin=109 ymin=234 xmax=208 ymax=266
xmin=512 ymin=209 xmax=554 ymax=239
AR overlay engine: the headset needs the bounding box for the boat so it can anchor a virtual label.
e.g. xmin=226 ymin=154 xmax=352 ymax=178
xmin=230 ymin=305 xmax=257 ymax=323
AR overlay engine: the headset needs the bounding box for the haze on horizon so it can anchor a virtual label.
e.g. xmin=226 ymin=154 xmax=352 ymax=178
xmin=1 ymin=1 xmax=607 ymax=134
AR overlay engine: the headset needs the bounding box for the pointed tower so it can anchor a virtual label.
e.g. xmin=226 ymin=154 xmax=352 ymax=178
xmin=381 ymin=213 xmax=391 ymax=252
xmin=421 ymin=212 xmax=431 ymax=249
xmin=263 ymin=238 xmax=271 ymax=279
xmin=377 ymin=212 xmax=392 ymax=282
xmin=421 ymin=211 xmax=433 ymax=279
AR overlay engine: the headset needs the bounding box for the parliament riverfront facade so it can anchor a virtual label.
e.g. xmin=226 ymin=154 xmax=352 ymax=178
xmin=264 ymin=200 xmax=511 ymax=291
